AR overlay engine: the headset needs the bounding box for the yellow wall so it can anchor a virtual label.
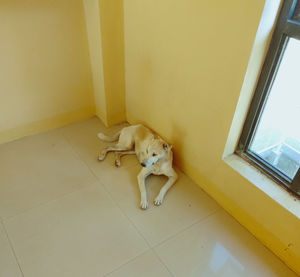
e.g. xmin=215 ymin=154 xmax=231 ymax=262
xmin=83 ymin=0 xmax=107 ymax=124
xmin=124 ymin=0 xmax=300 ymax=274
xmin=1 ymin=0 xmax=299 ymax=273
xmin=83 ymin=0 xmax=126 ymax=127
xmin=99 ymin=0 xmax=126 ymax=126
xmin=0 ymin=0 xmax=95 ymax=143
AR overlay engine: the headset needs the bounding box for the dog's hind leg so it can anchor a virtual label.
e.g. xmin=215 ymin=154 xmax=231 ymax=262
xmin=114 ymin=151 xmax=136 ymax=167
xmin=98 ymin=145 xmax=129 ymax=161
xmin=99 ymin=129 xmax=134 ymax=162
xmin=98 ymin=130 xmax=121 ymax=142
xmin=98 ymin=135 xmax=134 ymax=162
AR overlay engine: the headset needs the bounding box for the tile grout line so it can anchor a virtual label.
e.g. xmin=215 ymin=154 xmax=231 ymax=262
xmin=2 ymin=179 xmax=102 ymax=222
xmin=1 ymin=219 xmax=24 ymax=277
xmin=2 ymin=122 xmax=222 ymax=277
xmin=59 ymin=132 xmax=155 ymax=276
xmin=101 ymin=249 xmax=149 ymax=277
xmin=2 ymin=145 xmax=141 ymax=277
xmin=218 ymin=206 xmax=300 ymax=277
xmin=59 ymin=129 xmax=139 ymax=186
xmin=152 ymin=208 xmax=221 ymax=249
xmin=56 ymin=131 xmax=102 ymax=183
xmin=95 ymin=173 xmax=157 ymax=276
xmin=62 ymin=131 xmax=221 ymax=277
xmin=150 ymin=248 xmax=175 ymax=277
xmin=98 ymin=176 xmax=152 ymax=249
xmin=98 ymin=178 xmax=220 ymax=277
xmin=59 ymin=124 xmax=220 ymax=277
xmin=59 ymin=127 xmax=161 ymax=277
xmin=3 ymin=129 xmax=103 ymax=221
xmin=100 ymin=188 xmax=173 ymax=277
xmin=99 ymin=191 xmax=152 ymax=276
xmin=149 ymin=209 xmax=222 ymax=277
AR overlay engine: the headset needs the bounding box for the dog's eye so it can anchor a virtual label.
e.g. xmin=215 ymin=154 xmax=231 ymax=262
xmin=152 ymin=153 xmax=157 ymax=157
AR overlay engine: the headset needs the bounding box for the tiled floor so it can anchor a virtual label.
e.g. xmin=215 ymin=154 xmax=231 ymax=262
xmin=0 ymin=117 xmax=298 ymax=277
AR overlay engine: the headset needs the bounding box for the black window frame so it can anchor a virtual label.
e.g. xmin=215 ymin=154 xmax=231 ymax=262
xmin=237 ymin=0 xmax=300 ymax=197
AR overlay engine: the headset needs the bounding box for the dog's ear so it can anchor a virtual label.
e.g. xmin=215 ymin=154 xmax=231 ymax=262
xmin=163 ymin=143 xmax=172 ymax=151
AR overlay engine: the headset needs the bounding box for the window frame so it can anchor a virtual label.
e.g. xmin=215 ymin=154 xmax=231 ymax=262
xmin=236 ymin=0 xmax=300 ymax=196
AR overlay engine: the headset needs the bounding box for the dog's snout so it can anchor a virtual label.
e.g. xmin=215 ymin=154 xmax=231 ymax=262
xmin=141 ymin=162 xmax=146 ymax=167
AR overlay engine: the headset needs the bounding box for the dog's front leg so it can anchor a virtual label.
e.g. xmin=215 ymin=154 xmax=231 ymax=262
xmin=154 ymin=171 xmax=178 ymax=206
xmin=137 ymin=168 xmax=151 ymax=210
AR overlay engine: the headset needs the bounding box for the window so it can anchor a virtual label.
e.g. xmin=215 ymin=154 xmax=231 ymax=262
xmin=237 ymin=0 xmax=300 ymax=196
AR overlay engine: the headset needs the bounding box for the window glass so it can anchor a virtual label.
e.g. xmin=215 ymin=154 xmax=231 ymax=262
xmin=249 ymin=38 xmax=300 ymax=179
xmin=291 ymin=1 xmax=300 ymax=22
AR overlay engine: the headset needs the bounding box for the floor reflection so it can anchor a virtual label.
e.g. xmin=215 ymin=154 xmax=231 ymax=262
xmin=209 ymin=242 xmax=244 ymax=275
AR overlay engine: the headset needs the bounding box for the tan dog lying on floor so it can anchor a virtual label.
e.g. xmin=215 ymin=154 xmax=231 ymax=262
xmin=97 ymin=124 xmax=178 ymax=209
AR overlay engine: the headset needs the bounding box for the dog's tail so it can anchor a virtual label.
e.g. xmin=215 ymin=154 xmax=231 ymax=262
xmin=97 ymin=130 xmax=121 ymax=142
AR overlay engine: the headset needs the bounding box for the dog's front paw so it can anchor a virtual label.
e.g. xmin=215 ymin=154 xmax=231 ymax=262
xmin=154 ymin=196 xmax=164 ymax=206
xmin=140 ymin=199 xmax=148 ymax=210
xmin=98 ymin=153 xmax=105 ymax=161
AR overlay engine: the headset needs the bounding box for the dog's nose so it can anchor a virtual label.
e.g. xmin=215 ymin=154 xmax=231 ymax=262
xmin=141 ymin=162 xmax=146 ymax=167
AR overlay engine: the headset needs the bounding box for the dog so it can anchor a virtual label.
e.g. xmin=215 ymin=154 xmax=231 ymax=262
xmin=97 ymin=124 xmax=178 ymax=210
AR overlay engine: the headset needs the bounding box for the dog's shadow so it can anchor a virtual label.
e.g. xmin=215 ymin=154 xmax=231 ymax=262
xmin=170 ymin=121 xmax=186 ymax=167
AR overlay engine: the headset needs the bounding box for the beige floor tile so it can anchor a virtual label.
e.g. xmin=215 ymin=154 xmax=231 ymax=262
xmin=58 ymin=117 xmax=138 ymax=179
xmin=155 ymin=210 xmax=298 ymax=277
xmin=1 ymin=117 xmax=297 ymax=277
xmin=99 ymin=163 xmax=220 ymax=246
xmin=0 ymin=131 xmax=97 ymax=219
xmin=0 ymin=221 xmax=22 ymax=277
xmin=4 ymin=183 xmax=149 ymax=277
xmin=105 ymin=250 xmax=172 ymax=277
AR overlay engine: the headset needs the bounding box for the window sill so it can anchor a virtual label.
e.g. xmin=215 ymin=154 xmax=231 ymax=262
xmin=224 ymin=154 xmax=300 ymax=219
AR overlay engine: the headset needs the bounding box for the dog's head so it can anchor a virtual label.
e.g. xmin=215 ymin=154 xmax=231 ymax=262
xmin=140 ymin=138 xmax=172 ymax=168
